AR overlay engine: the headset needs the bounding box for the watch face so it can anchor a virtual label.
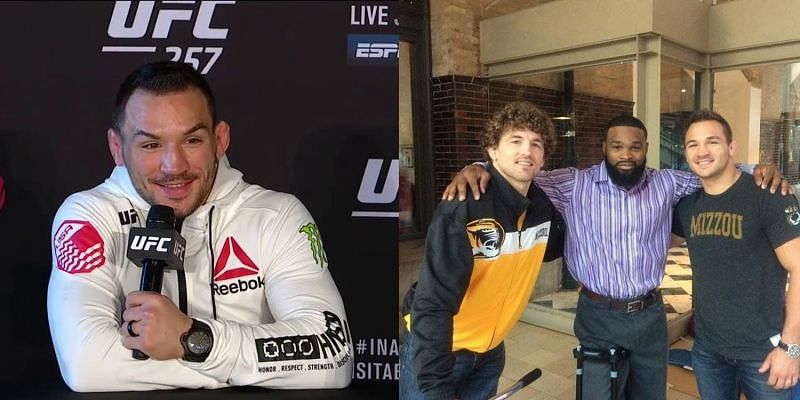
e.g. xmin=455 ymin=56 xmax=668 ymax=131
xmin=187 ymin=331 xmax=212 ymax=355
xmin=789 ymin=344 xmax=800 ymax=359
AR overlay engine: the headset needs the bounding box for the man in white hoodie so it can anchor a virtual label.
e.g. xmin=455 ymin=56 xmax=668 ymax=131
xmin=47 ymin=61 xmax=353 ymax=391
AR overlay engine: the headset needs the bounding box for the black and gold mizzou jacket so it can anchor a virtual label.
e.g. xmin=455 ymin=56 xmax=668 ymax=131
xmin=402 ymin=164 xmax=564 ymax=399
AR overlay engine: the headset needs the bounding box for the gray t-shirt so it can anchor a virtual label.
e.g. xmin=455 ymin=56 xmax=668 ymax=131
xmin=673 ymin=172 xmax=800 ymax=360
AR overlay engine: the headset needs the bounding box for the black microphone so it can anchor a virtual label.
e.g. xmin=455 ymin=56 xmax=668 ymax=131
xmin=126 ymin=205 xmax=186 ymax=360
xmin=489 ymin=368 xmax=542 ymax=400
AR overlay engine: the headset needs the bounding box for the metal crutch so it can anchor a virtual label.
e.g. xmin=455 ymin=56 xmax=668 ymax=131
xmin=574 ymin=345 xmax=630 ymax=400
xmin=574 ymin=345 xmax=606 ymax=400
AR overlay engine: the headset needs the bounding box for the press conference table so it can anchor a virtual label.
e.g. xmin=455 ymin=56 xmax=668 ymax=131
xmin=10 ymin=382 xmax=398 ymax=400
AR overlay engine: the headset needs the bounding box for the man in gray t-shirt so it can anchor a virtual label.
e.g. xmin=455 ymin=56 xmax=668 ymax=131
xmin=673 ymin=109 xmax=800 ymax=399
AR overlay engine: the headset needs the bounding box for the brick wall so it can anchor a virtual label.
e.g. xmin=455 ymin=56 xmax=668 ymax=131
xmin=431 ymin=75 xmax=484 ymax=193
xmin=431 ymin=75 xmax=635 ymax=196
xmin=429 ymin=0 xmax=553 ymax=77
xmin=571 ymin=94 xmax=635 ymax=168
xmin=429 ymin=1 xmax=481 ymax=77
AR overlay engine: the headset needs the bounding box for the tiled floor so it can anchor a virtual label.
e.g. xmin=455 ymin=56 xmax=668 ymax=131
xmin=497 ymin=322 xmax=699 ymax=399
xmin=399 ymin=239 xmax=700 ymax=399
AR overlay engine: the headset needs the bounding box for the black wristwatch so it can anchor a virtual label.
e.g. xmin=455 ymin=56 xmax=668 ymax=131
xmin=180 ymin=319 xmax=213 ymax=362
xmin=778 ymin=340 xmax=800 ymax=359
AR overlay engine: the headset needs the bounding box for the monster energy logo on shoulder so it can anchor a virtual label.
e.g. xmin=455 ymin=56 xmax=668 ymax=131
xmin=299 ymin=223 xmax=328 ymax=267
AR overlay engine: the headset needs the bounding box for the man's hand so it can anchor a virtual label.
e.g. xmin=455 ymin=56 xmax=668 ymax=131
xmin=753 ymin=165 xmax=794 ymax=195
xmin=119 ymin=291 xmax=193 ymax=360
xmin=442 ymin=164 xmax=491 ymax=201
xmin=758 ymin=347 xmax=800 ymax=389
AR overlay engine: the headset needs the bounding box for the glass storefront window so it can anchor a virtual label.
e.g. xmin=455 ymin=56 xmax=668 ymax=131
xmin=490 ymin=62 xmax=635 ymax=171
xmin=660 ymin=63 xmax=698 ymax=171
xmin=714 ymin=63 xmax=800 ymax=185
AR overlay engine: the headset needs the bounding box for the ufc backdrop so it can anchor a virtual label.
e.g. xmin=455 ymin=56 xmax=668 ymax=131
xmin=0 ymin=1 xmax=398 ymax=389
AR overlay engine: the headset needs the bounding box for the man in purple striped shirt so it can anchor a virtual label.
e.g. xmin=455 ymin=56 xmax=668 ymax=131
xmin=444 ymin=115 xmax=789 ymax=399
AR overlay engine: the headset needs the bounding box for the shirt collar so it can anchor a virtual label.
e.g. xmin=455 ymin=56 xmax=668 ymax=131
xmin=595 ymin=160 xmax=611 ymax=183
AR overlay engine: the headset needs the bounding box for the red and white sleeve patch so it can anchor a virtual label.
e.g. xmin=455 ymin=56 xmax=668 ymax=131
xmin=54 ymin=220 xmax=106 ymax=274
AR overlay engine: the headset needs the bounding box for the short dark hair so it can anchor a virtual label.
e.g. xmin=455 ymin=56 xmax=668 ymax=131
xmin=482 ymin=101 xmax=556 ymax=157
xmin=111 ymin=61 xmax=217 ymax=132
xmin=684 ymin=109 xmax=733 ymax=143
xmin=602 ymin=115 xmax=647 ymax=141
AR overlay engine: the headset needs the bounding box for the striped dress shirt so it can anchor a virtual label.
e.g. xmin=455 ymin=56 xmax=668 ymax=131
xmin=535 ymin=161 xmax=700 ymax=299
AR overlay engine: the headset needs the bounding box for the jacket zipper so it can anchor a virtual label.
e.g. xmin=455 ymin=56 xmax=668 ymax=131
xmin=176 ymin=219 xmax=188 ymax=314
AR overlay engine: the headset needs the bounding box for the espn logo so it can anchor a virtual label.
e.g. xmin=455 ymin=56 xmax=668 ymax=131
xmin=347 ymin=34 xmax=398 ymax=66
xmin=356 ymin=43 xmax=398 ymax=59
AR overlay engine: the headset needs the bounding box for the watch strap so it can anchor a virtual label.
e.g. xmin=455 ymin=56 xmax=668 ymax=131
xmin=778 ymin=340 xmax=800 ymax=359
